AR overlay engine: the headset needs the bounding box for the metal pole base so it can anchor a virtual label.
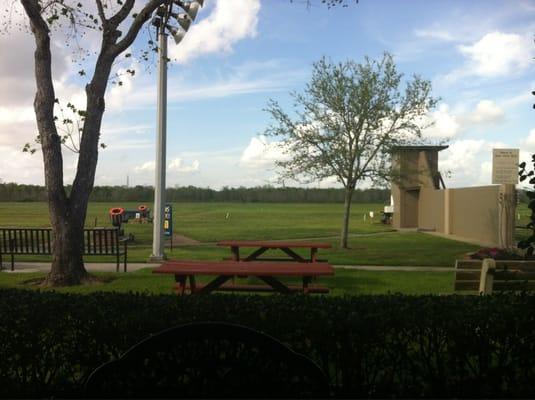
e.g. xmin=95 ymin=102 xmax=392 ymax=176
xmin=148 ymin=254 xmax=167 ymax=262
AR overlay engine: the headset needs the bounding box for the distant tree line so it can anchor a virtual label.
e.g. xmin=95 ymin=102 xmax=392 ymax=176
xmin=0 ymin=183 xmax=390 ymax=203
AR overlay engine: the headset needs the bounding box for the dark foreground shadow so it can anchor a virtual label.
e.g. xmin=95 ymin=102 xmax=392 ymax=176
xmin=84 ymin=321 xmax=329 ymax=398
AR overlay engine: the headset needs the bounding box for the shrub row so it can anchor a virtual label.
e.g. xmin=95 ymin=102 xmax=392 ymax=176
xmin=1 ymin=289 xmax=535 ymax=397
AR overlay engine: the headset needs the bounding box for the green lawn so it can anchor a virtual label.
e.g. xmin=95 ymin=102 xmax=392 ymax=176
xmin=515 ymin=202 xmax=531 ymax=241
xmin=0 ymin=267 xmax=455 ymax=296
xmin=0 ymin=201 xmax=479 ymax=266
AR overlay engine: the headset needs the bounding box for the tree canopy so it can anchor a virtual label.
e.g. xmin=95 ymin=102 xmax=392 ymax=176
xmin=264 ymin=53 xmax=438 ymax=246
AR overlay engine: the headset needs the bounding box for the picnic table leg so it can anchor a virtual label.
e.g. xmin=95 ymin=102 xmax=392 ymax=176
xmin=303 ymin=276 xmax=312 ymax=294
xmin=189 ymin=275 xmax=197 ymax=293
xmin=258 ymin=276 xmax=292 ymax=294
xmin=280 ymin=247 xmax=306 ymax=262
xmin=244 ymin=247 xmax=269 ymax=261
xmin=196 ymin=275 xmax=233 ymax=295
xmin=311 ymin=248 xmax=318 ymax=263
xmin=231 ymin=246 xmax=240 ymax=261
xmin=174 ymin=275 xmax=187 ymax=295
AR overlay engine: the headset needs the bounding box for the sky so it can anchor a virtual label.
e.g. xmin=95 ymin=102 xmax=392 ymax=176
xmin=0 ymin=0 xmax=533 ymax=190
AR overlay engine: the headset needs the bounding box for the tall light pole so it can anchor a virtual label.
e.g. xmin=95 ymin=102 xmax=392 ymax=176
xmin=150 ymin=0 xmax=204 ymax=261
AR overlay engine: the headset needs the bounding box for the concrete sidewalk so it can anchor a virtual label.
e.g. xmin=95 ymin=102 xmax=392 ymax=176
xmin=336 ymin=265 xmax=454 ymax=271
xmin=1 ymin=262 xmax=453 ymax=273
xmin=0 ymin=262 xmax=161 ymax=273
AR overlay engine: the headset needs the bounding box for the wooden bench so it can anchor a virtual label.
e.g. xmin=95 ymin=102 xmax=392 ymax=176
xmin=153 ymin=260 xmax=334 ymax=295
xmin=454 ymin=259 xmax=535 ymax=294
xmin=0 ymin=227 xmax=128 ymax=272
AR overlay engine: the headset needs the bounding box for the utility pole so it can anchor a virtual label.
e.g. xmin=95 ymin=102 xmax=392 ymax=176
xmin=151 ymin=29 xmax=168 ymax=261
xmin=149 ymin=0 xmax=203 ymax=261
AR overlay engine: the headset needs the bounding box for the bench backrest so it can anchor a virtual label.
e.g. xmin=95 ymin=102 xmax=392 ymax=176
xmin=454 ymin=259 xmax=535 ymax=292
xmin=83 ymin=228 xmax=121 ymax=255
xmin=0 ymin=227 xmax=121 ymax=255
xmin=0 ymin=228 xmax=52 ymax=255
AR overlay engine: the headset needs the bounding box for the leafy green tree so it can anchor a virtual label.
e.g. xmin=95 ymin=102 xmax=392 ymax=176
xmin=264 ymin=53 xmax=438 ymax=248
xmin=5 ymin=0 xmax=354 ymax=286
xmin=12 ymin=0 xmax=201 ymax=286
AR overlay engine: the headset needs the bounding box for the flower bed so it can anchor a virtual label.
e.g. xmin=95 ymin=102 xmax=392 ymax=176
xmin=468 ymin=247 xmax=524 ymax=260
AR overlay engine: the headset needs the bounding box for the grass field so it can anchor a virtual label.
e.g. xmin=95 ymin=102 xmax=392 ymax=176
xmin=0 ymin=267 xmax=455 ymax=296
xmin=0 ymin=201 xmax=480 ymax=266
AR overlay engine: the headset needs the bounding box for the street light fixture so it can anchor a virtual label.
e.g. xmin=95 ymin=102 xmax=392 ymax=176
xmin=150 ymin=0 xmax=204 ymax=261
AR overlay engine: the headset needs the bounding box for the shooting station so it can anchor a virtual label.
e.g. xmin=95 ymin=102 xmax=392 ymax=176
xmin=109 ymin=205 xmax=153 ymax=240
xmin=390 ymin=146 xmax=517 ymax=248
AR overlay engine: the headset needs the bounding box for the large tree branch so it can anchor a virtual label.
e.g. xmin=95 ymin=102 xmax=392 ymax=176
xmin=69 ymin=53 xmax=114 ymax=215
xmin=110 ymin=0 xmax=166 ymax=57
xmin=356 ymin=114 xmax=401 ymax=181
xmin=21 ymin=0 xmax=68 ymax=219
xmin=95 ymin=0 xmax=107 ymax=23
xmin=107 ymin=0 xmax=135 ymax=28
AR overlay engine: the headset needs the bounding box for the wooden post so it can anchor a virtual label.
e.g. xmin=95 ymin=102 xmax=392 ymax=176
xmin=444 ymin=189 xmax=452 ymax=235
xmin=498 ymin=184 xmax=516 ymax=249
xmin=479 ymin=258 xmax=496 ymax=295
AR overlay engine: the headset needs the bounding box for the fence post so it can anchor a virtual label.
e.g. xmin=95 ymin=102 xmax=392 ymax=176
xmin=479 ymin=258 xmax=496 ymax=295
xmin=9 ymin=238 xmax=14 ymax=271
xmin=444 ymin=189 xmax=452 ymax=235
xmin=498 ymin=184 xmax=516 ymax=249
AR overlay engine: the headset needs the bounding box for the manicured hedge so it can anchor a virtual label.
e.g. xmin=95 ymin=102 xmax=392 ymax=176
xmin=1 ymin=289 xmax=535 ymax=397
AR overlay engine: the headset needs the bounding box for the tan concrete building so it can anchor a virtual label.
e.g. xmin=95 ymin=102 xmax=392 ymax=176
xmin=391 ymin=146 xmax=515 ymax=248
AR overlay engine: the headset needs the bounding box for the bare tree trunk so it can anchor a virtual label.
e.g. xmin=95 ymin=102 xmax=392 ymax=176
xmin=21 ymin=0 xmax=167 ymax=286
xmin=340 ymin=188 xmax=354 ymax=248
xmin=44 ymin=212 xmax=89 ymax=286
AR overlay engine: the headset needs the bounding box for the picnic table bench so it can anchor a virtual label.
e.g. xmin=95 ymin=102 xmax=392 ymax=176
xmin=153 ymin=260 xmax=334 ymax=295
xmin=217 ymin=240 xmax=331 ymax=263
xmin=0 ymin=227 xmax=128 ymax=272
xmin=454 ymin=258 xmax=535 ymax=294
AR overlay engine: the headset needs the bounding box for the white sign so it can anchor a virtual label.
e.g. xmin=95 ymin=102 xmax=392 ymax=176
xmin=492 ymin=148 xmax=519 ymax=184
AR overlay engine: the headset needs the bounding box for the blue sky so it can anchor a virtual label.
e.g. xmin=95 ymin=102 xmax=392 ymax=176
xmin=0 ymin=0 xmax=533 ymax=189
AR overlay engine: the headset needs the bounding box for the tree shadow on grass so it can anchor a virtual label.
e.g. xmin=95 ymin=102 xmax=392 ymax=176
xmin=22 ymin=274 xmax=117 ymax=288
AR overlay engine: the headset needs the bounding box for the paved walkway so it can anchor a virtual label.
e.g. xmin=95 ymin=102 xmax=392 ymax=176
xmin=336 ymin=265 xmax=454 ymax=272
xmin=1 ymin=262 xmax=453 ymax=273
xmin=0 ymin=262 xmax=160 ymax=273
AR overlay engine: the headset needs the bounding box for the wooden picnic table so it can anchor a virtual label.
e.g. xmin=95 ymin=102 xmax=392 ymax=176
xmin=153 ymin=260 xmax=334 ymax=295
xmin=217 ymin=240 xmax=332 ymax=263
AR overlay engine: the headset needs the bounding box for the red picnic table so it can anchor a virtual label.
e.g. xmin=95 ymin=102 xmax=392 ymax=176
xmin=153 ymin=260 xmax=334 ymax=295
xmin=217 ymin=240 xmax=331 ymax=263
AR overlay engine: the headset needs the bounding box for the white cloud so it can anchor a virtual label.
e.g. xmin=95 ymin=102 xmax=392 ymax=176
xmin=414 ymin=29 xmax=455 ymax=42
xmin=239 ymin=136 xmax=286 ymax=169
xmin=134 ymin=161 xmax=155 ymax=173
xmin=468 ymin=100 xmax=504 ymax=124
xmin=106 ymin=60 xmax=141 ymax=110
xmin=134 ymin=158 xmax=200 ymax=174
xmin=439 ymin=139 xmax=509 ymax=187
xmin=422 ymin=104 xmax=461 ymax=139
xmin=168 ymin=158 xmax=200 ymax=173
xmin=0 ymin=145 xmax=44 ymax=184
xmin=0 ymin=106 xmax=34 ymax=124
xmin=421 ymin=99 xmax=507 ymax=140
xmin=169 ymin=0 xmax=260 ymax=63
xmin=99 ymin=65 xmax=303 ymax=112
xmin=454 ymin=31 xmax=532 ymax=79
xmin=522 ymin=128 xmax=535 ymax=150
